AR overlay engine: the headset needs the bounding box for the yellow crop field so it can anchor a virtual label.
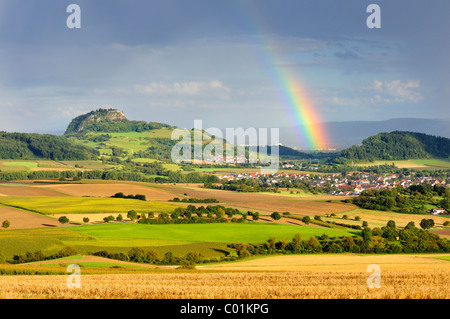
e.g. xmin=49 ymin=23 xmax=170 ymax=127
xmin=0 ymin=254 xmax=448 ymax=299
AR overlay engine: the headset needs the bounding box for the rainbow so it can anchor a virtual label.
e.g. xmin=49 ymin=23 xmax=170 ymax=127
xmin=235 ymin=2 xmax=329 ymax=150
xmin=273 ymin=66 xmax=329 ymax=150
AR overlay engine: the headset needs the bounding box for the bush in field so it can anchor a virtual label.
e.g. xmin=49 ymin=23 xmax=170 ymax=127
xmin=302 ymin=216 xmax=311 ymax=224
xmin=82 ymin=217 xmax=89 ymax=223
xmin=55 ymin=246 xmax=77 ymax=258
xmin=250 ymin=211 xmax=260 ymax=221
xmin=58 ymin=216 xmax=69 ymax=225
xmin=271 ymin=212 xmax=281 ymax=220
xmin=420 ymin=218 xmax=435 ymax=230
xmin=103 ymin=215 xmax=115 ymax=223
xmin=2 ymin=220 xmax=10 ymax=229
xmin=179 ymin=259 xmax=196 ymax=269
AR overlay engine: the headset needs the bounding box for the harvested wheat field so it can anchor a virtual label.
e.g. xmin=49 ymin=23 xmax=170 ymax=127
xmin=432 ymin=229 xmax=450 ymax=239
xmin=0 ymin=254 xmax=448 ymax=299
xmin=0 ymin=184 xmax=66 ymax=197
xmin=35 ymin=183 xmax=175 ymax=201
xmin=157 ymin=184 xmax=356 ymax=216
xmin=0 ymin=206 xmax=61 ymax=229
xmin=199 ymin=253 xmax=450 ymax=272
xmin=0 ymin=270 xmax=448 ymax=299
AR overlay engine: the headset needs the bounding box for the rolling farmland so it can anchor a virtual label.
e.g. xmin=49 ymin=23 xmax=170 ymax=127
xmin=0 ymin=179 xmax=448 ymax=300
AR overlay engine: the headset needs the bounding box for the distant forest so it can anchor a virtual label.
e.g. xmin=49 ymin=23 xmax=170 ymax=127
xmin=331 ymin=131 xmax=450 ymax=163
xmin=0 ymin=132 xmax=99 ymax=160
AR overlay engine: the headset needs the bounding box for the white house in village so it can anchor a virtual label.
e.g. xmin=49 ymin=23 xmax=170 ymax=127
xmin=431 ymin=208 xmax=446 ymax=215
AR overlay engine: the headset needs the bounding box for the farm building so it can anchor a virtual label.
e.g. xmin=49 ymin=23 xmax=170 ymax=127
xmin=431 ymin=208 xmax=446 ymax=215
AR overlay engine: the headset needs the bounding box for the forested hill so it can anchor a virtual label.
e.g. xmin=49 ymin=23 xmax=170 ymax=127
xmin=332 ymin=131 xmax=450 ymax=163
xmin=0 ymin=132 xmax=99 ymax=160
xmin=64 ymin=108 xmax=174 ymax=135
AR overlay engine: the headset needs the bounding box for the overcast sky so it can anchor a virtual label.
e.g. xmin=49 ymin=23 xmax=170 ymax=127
xmin=0 ymin=0 xmax=448 ymax=133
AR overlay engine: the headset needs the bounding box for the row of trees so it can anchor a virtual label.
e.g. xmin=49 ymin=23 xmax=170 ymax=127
xmin=0 ymin=168 xmax=219 ymax=185
xmin=11 ymin=246 xmax=77 ymax=264
xmin=231 ymin=221 xmax=449 ymax=257
xmin=170 ymin=197 xmax=219 ymax=203
xmin=137 ymin=205 xmax=249 ymax=224
xmin=111 ymin=192 xmax=146 ymax=201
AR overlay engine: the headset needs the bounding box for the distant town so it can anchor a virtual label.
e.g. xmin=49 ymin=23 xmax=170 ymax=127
xmin=218 ymin=167 xmax=448 ymax=197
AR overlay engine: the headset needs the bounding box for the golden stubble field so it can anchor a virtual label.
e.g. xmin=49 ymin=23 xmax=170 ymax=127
xmin=0 ymin=254 xmax=448 ymax=299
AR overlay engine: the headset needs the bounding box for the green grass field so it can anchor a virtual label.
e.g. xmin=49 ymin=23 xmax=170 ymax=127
xmin=2 ymin=161 xmax=38 ymax=167
xmin=0 ymin=161 xmax=39 ymax=171
xmin=0 ymin=222 xmax=359 ymax=260
xmin=69 ymin=222 xmax=357 ymax=244
xmin=0 ymin=196 xmax=179 ymax=215
xmin=0 ymin=227 xmax=92 ymax=258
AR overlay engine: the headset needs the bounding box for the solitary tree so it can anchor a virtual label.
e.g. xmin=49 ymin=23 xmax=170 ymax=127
xmin=2 ymin=220 xmax=10 ymax=230
xmin=271 ymin=212 xmax=281 ymax=221
xmin=82 ymin=217 xmax=89 ymax=223
xmin=58 ymin=216 xmax=69 ymax=225
xmin=420 ymin=218 xmax=435 ymax=230
xmin=302 ymin=216 xmax=311 ymax=225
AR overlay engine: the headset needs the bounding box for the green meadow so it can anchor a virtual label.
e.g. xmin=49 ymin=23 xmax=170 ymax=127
xmin=70 ymin=222 xmax=357 ymax=244
xmin=0 ymin=222 xmax=359 ymax=260
xmin=2 ymin=161 xmax=39 ymax=168
xmin=0 ymin=196 xmax=179 ymax=215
